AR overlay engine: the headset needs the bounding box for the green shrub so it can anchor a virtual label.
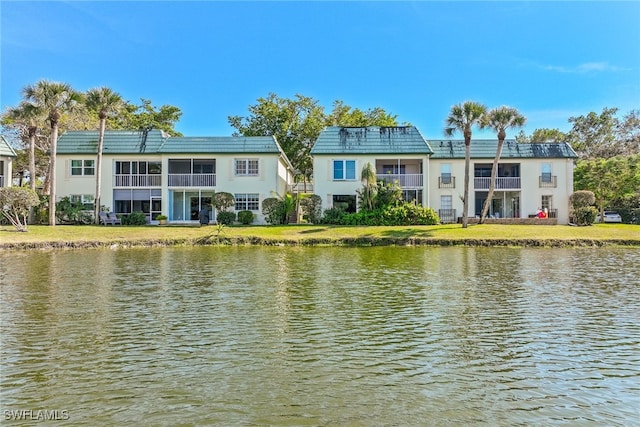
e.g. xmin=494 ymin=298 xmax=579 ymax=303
xmin=121 ymin=212 xmax=146 ymax=225
xmin=217 ymin=210 xmax=236 ymax=225
xmin=574 ymin=206 xmax=598 ymax=226
xmin=55 ymin=197 xmax=93 ymax=224
xmin=213 ymin=192 xmax=235 ymax=211
xmin=300 ymin=194 xmax=322 ymax=224
xmin=262 ymin=197 xmax=286 ymax=225
xmin=321 ymin=207 xmax=347 ymax=225
xmin=237 ymin=210 xmax=254 ymax=225
xmin=570 ymin=190 xmax=596 ymax=209
xmin=339 ymin=204 xmax=440 ymax=226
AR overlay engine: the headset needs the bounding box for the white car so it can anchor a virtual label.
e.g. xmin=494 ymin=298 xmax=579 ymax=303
xmin=596 ymin=211 xmax=623 ymax=223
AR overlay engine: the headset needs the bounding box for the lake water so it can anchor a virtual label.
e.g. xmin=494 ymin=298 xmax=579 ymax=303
xmin=1 ymin=246 xmax=639 ymax=426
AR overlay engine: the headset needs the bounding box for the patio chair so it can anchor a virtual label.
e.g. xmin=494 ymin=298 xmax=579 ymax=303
xmin=108 ymin=212 xmax=122 ymax=225
xmin=99 ymin=211 xmax=115 ymax=226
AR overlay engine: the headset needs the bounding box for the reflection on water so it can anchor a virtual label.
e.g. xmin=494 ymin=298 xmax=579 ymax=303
xmin=1 ymin=247 xmax=639 ymax=425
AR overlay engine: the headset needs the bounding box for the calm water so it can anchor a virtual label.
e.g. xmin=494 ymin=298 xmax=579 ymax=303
xmin=1 ymin=246 xmax=639 ymax=426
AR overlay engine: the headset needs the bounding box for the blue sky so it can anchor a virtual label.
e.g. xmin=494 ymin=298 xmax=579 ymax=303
xmin=2 ymin=1 xmax=639 ymax=140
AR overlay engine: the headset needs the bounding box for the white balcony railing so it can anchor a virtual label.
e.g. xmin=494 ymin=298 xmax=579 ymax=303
xmin=168 ymin=173 xmax=216 ymax=187
xmin=474 ymin=177 xmax=521 ymax=189
xmin=377 ymin=173 xmax=423 ymax=188
xmin=114 ymin=174 xmax=162 ymax=187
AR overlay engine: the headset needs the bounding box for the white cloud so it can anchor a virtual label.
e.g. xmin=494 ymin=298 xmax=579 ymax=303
xmin=539 ymin=61 xmax=628 ymax=74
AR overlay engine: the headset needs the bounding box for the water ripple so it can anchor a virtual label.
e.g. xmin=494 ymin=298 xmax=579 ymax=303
xmin=1 ymin=247 xmax=639 ymax=426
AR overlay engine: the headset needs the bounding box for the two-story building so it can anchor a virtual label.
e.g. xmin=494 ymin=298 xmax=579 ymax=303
xmin=311 ymin=126 xmax=578 ymax=224
xmin=0 ymin=136 xmax=17 ymax=188
xmin=429 ymin=140 xmax=578 ymax=224
xmin=54 ymin=126 xmax=578 ymax=225
xmin=56 ymin=130 xmax=295 ymax=224
xmin=310 ymin=126 xmax=433 ymax=212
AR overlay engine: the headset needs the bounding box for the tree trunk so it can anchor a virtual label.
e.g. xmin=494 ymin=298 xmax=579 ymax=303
xmin=479 ymin=137 xmax=505 ymax=223
xmin=29 ymin=129 xmax=36 ymax=191
xmin=94 ymin=118 xmax=106 ymax=224
xmin=462 ymin=142 xmax=470 ymax=228
xmin=49 ymin=124 xmax=58 ymax=226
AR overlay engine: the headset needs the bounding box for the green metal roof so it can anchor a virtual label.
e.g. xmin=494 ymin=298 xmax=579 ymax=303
xmin=310 ymin=126 xmax=433 ymax=155
xmin=57 ymin=130 xmax=168 ymax=154
xmin=57 ymin=131 xmax=286 ymax=155
xmin=159 ymin=136 xmax=283 ymax=154
xmin=0 ymin=136 xmax=17 ymax=157
xmin=430 ymin=139 xmax=578 ymax=159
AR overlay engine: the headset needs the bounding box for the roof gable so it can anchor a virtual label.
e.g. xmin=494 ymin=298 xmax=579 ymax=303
xmin=430 ymin=139 xmax=578 ymax=159
xmin=311 ymin=126 xmax=433 ymax=155
xmin=0 ymin=136 xmax=17 ymax=157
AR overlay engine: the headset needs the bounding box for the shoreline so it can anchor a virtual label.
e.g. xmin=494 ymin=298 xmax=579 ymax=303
xmin=2 ymin=236 xmax=639 ymax=251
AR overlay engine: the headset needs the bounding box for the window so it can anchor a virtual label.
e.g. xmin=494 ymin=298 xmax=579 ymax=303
xmin=333 ymin=194 xmax=356 ymax=213
xmin=116 ymin=161 xmax=162 ymax=175
xmin=441 ymin=195 xmax=452 ymax=210
xmin=333 ymin=160 xmax=356 ymax=180
xmin=235 ymin=193 xmax=260 ymax=211
xmin=71 ymin=160 xmax=95 ymax=176
xmin=235 ymin=159 xmax=259 ymax=176
xmin=70 ymin=194 xmax=95 ymax=209
xmin=541 ymin=163 xmax=552 ymax=183
xmin=541 ymin=195 xmax=553 ymax=211
xmin=440 ymin=163 xmax=452 ymax=184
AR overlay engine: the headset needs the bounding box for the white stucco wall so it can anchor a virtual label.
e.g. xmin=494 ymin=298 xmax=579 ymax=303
xmin=429 ymin=157 xmax=575 ymax=224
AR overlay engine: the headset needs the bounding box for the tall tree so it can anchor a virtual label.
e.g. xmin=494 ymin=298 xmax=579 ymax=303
xmin=229 ymin=94 xmax=405 ymax=186
xmin=228 ymin=93 xmax=326 ymax=185
xmin=86 ymin=87 xmax=124 ymax=223
xmin=444 ymin=101 xmax=487 ymax=228
xmin=567 ymin=107 xmax=620 ymax=158
xmin=359 ymin=162 xmax=378 ymax=210
xmin=2 ymin=102 xmax=45 ymax=190
xmin=479 ymin=106 xmax=526 ymax=223
xmin=325 ymin=100 xmax=402 ymax=127
xmin=109 ymin=98 xmax=183 ymax=136
xmin=23 ymin=80 xmax=82 ymax=226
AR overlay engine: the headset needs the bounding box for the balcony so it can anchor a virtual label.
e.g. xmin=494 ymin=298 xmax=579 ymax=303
xmin=539 ymin=175 xmax=557 ymax=188
xmin=168 ymin=173 xmax=216 ymax=187
xmin=438 ymin=176 xmax=455 ymax=189
xmin=114 ymin=174 xmax=161 ymax=187
xmin=474 ymin=177 xmax=521 ymax=190
xmin=376 ymin=173 xmax=423 ymax=188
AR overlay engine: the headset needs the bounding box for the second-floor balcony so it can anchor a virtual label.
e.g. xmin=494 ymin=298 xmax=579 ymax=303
xmin=168 ymin=173 xmax=216 ymax=187
xmin=474 ymin=177 xmax=521 ymax=190
xmin=376 ymin=173 xmax=423 ymax=188
xmin=114 ymin=174 xmax=161 ymax=187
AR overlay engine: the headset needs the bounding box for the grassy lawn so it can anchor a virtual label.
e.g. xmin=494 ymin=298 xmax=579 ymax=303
xmin=1 ymin=223 xmax=639 ymax=248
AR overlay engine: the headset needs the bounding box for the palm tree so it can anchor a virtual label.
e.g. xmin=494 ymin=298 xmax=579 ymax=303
xmin=86 ymin=87 xmax=124 ymax=223
xmin=4 ymin=102 xmax=44 ymax=191
xmin=23 ymin=80 xmax=82 ymax=226
xmin=360 ymin=162 xmax=378 ymax=210
xmin=444 ymin=101 xmax=487 ymax=228
xmin=479 ymin=107 xmax=527 ymax=223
